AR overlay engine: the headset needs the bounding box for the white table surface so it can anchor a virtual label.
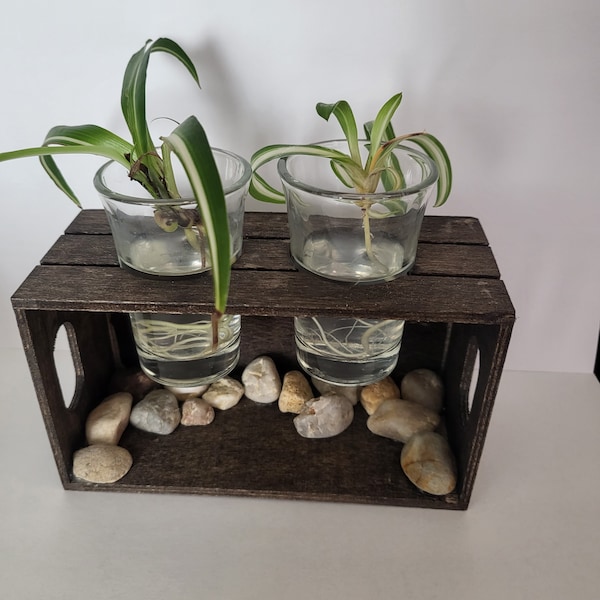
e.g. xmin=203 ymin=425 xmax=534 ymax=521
xmin=1 ymin=347 xmax=599 ymax=599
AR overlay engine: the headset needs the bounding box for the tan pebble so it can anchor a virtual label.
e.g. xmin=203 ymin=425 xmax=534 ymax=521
xmin=86 ymin=392 xmax=133 ymax=445
xmin=181 ymin=398 xmax=215 ymax=426
xmin=72 ymin=444 xmax=133 ymax=484
xmin=401 ymin=431 xmax=457 ymax=495
xmin=367 ymin=398 xmax=440 ymax=443
xmin=360 ymin=376 xmax=400 ymax=415
xmin=400 ymin=369 xmax=445 ymax=413
xmin=279 ymin=371 xmax=314 ymax=414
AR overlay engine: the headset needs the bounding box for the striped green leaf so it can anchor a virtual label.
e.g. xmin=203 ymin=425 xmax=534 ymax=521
xmin=250 ymin=143 xmax=356 ymax=203
xmin=405 ymin=133 xmax=452 ymax=206
xmin=316 ymin=100 xmax=361 ymax=165
xmin=161 ymin=116 xmax=230 ymax=317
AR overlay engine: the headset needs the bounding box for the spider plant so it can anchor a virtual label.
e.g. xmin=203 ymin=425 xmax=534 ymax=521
xmin=0 ymin=38 xmax=230 ymax=344
xmin=250 ymin=93 xmax=452 ymax=260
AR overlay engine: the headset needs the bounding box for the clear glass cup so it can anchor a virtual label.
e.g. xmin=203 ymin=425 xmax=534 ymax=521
xmin=129 ymin=313 xmax=241 ymax=387
xmin=295 ymin=316 xmax=405 ymax=386
xmin=278 ymin=141 xmax=438 ymax=283
xmin=95 ymin=148 xmax=251 ymax=277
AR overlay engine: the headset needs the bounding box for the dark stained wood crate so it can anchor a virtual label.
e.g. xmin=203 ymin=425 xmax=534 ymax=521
xmin=12 ymin=210 xmax=514 ymax=509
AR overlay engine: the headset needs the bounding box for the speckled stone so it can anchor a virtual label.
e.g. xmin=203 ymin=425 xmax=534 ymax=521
xmin=72 ymin=444 xmax=133 ymax=484
xmin=202 ymin=377 xmax=244 ymax=410
xmin=401 ymin=431 xmax=457 ymax=495
xmin=293 ymin=394 xmax=354 ymax=438
xmin=311 ymin=377 xmax=361 ymax=405
xmin=130 ymin=389 xmax=180 ymax=435
xmin=366 ymin=398 xmax=440 ymax=443
xmin=181 ymin=398 xmax=215 ymax=426
xmin=279 ymin=371 xmax=314 ymax=414
xmin=242 ymin=356 xmax=281 ymax=404
xmin=400 ymin=369 xmax=445 ymax=413
xmin=360 ymin=376 xmax=400 ymax=415
xmin=85 ymin=392 xmax=133 ymax=445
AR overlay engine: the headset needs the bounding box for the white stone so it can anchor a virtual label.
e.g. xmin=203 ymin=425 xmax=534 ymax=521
xmin=130 ymin=389 xmax=180 ymax=435
xmin=360 ymin=376 xmax=400 ymax=415
xmin=85 ymin=392 xmax=133 ymax=445
xmin=400 ymin=369 xmax=445 ymax=413
xmin=72 ymin=444 xmax=133 ymax=484
xmin=202 ymin=377 xmax=244 ymax=410
xmin=366 ymin=398 xmax=440 ymax=443
xmin=293 ymin=394 xmax=354 ymax=438
xmin=311 ymin=377 xmax=360 ymax=405
xmin=279 ymin=371 xmax=314 ymax=414
xmin=166 ymin=384 xmax=209 ymax=401
xmin=241 ymin=356 xmax=281 ymax=404
xmin=181 ymin=398 xmax=215 ymax=426
xmin=401 ymin=431 xmax=457 ymax=495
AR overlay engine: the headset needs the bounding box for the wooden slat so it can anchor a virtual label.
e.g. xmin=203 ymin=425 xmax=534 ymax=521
xmin=12 ymin=265 xmax=514 ymax=324
xmin=42 ymin=235 xmax=500 ymax=278
xmin=65 ymin=210 xmax=489 ymax=245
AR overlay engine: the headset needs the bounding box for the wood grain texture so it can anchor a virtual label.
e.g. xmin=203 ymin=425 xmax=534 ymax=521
xmin=12 ymin=210 xmax=514 ymax=509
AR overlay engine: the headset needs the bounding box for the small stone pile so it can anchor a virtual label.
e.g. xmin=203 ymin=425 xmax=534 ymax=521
xmin=73 ymin=357 xmax=456 ymax=496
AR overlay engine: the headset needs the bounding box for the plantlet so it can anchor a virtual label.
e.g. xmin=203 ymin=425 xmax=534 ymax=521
xmin=250 ymin=93 xmax=452 ymax=263
xmin=0 ymin=38 xmax=231 ymax=344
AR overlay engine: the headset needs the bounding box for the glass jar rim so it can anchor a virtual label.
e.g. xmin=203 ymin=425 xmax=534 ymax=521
xmin=277 ymin=139 xmax=439 ymax=201
xmin=93 ymin=147 xmax=251 ymax=205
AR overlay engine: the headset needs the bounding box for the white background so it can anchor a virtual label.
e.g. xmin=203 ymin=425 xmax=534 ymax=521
xmin=0 ymin=0 xmax=598 ymax=373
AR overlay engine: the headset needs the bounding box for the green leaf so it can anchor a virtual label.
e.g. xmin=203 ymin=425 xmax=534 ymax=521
xmin=365 ymin=93 xmax=402 ymax=169
xmin=316 ymin=100 xmax=361 ymax=165
xmin=406 ymin=133 xmax=452 ymax=206
xmin=0 ymin=125 xmax=134 ymax=206
xmin=250 ymin=143 xmax=355 ymax=203
xmin=121 ymin=38 xmax=200 ymax=168
xmin=161 ymin=116 xmax=230 ymax=315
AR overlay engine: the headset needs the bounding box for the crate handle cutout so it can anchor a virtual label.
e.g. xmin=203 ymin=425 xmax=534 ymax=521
xmin=53 ymin=322 xmax=84 ymax=410
xmin=459 ymin=335 xmax=481 ymax=422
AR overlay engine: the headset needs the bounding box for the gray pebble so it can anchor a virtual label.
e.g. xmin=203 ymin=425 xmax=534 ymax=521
xmin=400 ymin=369 xmax=445 ymax=413
xmin=293 ymin=394 xmax=354 ymax=438
xmin=130 ymin=389 xmax=180 ymax=435
xmin=242 ymin=356 xmax=281 ymax=404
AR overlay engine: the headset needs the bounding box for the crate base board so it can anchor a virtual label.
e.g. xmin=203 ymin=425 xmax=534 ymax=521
xmin=66 ymin=400 xmax=464 ymax=509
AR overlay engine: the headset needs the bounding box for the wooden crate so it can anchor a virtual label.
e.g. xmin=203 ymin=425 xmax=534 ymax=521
xmin=12 ymin=211 xmax=514 ymax=509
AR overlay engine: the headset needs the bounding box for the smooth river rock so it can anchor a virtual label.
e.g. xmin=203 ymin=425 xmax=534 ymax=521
xmin=72 ymin=444 xmax=133 ymax=484
xmin=85 ymin=392 xmax=133 ymax=446
xmin=279 ymin=371 xmax=314 ymax=414
xmin=400 ymin=369 xmax=445 ymax=413
xmin=311 ymin=377 xmax=361 ymax=405
xmin=202 ymin=377 xmax=245 ymax=410
xmin=242 ymin=356 xmax=281 ymax=404
xmin=130 ymin=389 xmax=180 ymax=435
xmin=181 ymin=398 xmax=215 ymax=426
xmin=360 ymin=376 xmax=400 ymax=415
xmin=293 ymin=394 xmax=354 ymax=438
xmin=366 ymin=398 xmax=440 ymax=443
xmin=401 ymin=431 xmax=457 ymax=495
